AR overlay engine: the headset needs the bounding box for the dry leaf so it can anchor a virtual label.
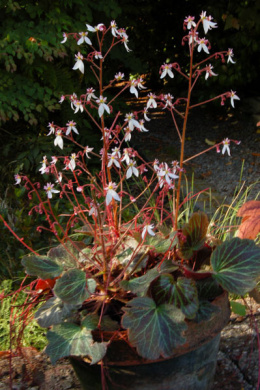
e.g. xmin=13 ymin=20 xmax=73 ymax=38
xmin=237 ymin=200 xmax=260 ymax=239
xmin=237 ymin=216 xmax=260 ymax=239
xmin=237 ymin=200 xmax=260 ymax=217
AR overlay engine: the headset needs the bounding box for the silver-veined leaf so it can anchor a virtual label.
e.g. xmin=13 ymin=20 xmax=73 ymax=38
xmin=211 ymin=237 xmax=260 ymax=295
xmin=122 ymin=297 xmax=187 ymax=360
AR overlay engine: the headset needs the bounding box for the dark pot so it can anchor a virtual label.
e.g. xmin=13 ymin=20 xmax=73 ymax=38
xmin=70 ymin=292 xmax=230 ymax=390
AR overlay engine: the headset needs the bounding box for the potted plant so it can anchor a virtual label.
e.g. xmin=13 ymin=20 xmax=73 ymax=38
xmin=1 ymin=11 xmax=260 ymax=390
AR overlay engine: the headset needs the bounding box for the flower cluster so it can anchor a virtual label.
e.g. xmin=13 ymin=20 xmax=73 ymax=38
xmin=14 ymin=12 xmax=241 ymax=241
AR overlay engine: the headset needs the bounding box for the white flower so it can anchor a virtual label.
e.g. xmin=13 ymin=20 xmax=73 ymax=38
xmin=51 ymin=156 xmax=58 ymax=165
xmin=139 ymin=119 xmax=149 ymax=132
xmin=130 ymin=79 xmax=138 ymax=98
xmin=86 ymin=88 xmax=97 ymax=101
xmin=162 ymin=93 xmax=174 ymax=109
xmin=61 ymin=33 xmax=68 ymax=44
xmin=125 ymin=113 xmax=141 ymax=131
xmin=84 ymin=146 xmax=93 ymax=159
xmin=126 ymin=160 xmax=139 ymax=179
xmin=68 ymin=153 xmax=77 ymax=171
xmin=86 ymin=23 xmax=105 ymax=32
xmin=55 ymin=172 xmax=62 ymax=183
xmin=59 ymin=95 xmax=65 ymax=103
xmin=144 ymin=107 xmax=151 ymax=122
xmin=111 ymin=147 xmax=121 ymax=158
xmin=222 ymin=138 xmax=230 ymax=156
xmin=142 ymin=224 xmax=155 ymax=240
xmin=107 ymin=154 xmax=121 ymax=168
xmin=188 ymin=31 xmax=199 ymax=45
xmin=229 ymin=90 xmax=240 ymax=108
xmin=73 ymin=100 xmax=84 ymax=114
xmin=94 ymin=51 xmax=103 ymax=59
xmin=227 ymin=48 xmax=235 ymax=64
xmin=47 ymin=122 xmax=55 ymax=136
xmin=158 ymin=163 xmax=179 ymax=186
xmin=111 ymin=20 xmax=119 ymax=37
xmin=97 ymin=95 xmax=110 ymax=117
xmin=39 ymin=155 xmax=48 ymax=174
xmin=205 ymin=64 xmax=218 ymax=80
xmin=77 ymin=32 xmax=92 ymax=46
xmin=72 ymin=52 xmax=84 ymax=74
xmin=14 ymin=174 xmax=21 ymax=185
xmin=184 ymin=16 xmax=196 ymax=30
xmin=160 ymin=63 xmax=174 ymax=79
xmin=89 ymin=202 xmax=98 ymax=217
xmin=70 ymin=93 xmax=77 ymax=109
xmin=115 ymin=72 xmax=124 ymax=81
xmin=105 ymin=182 xmax=120 ymax=205
xmin=200 ymin=11 xmax=217 ymax=34
xmin=44 ymin=182 xmax=60 ymax=199
xmin=121 ymin=148 xmax=131 ymax=165
xmin=101 ymin=128 xmax=112 ymax=140
xmin=124 ymin=128 xmax=133 ymax=142
xmin=122 ymin=36 xmax=131 ymax=52
xmin=137 ymin=77 xmax=146 ymax=90
xmin=197 ymin=38 xmax=209 ymax=54
xmin=66 ymin=120 xmax=79 ymax=135
xmin=117 ymin=28 xmax=128 ymax=39
xmin=147 ymin=93 xmax=157 ymax=109
xmin=54 ymin=130 xmax=63 ymax=149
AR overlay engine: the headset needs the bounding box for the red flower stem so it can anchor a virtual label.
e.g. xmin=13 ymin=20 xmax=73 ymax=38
xmin=175 ymin=41 xmax=194 ymax=228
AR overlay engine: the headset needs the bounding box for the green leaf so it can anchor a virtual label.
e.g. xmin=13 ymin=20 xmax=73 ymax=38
xmin=211 ymin=238 xmax=260 ymax=295
xmin=194 ymin=301 xmax=220 ymax=323
xmin=145 ymin=231 xmax=178 ymax=253
xmin=230 ymin=301 xmax=246 ymax=316
xmin=47 ymin=242 xmax=82 ymax=269
xmin=22 ymin=255 xmax=63 ymax=279
xmin=53 ymin=269 xmax=88 ymax=305
xmin=82 ymin=313 xmax=119 ymax=332
xmin=150 ymin=275 xmax=199 ymax=319
xmin=122 ymin=297 xmax=187 ymax=360
xmin=34 ymin=297 xmax=79 ymax=327
xmin=179 ymin=212 xmax=209 ymax=260
xmin=115 ymin=236 xmax=148 ymax=273
xmin=196 ymin=277 xmax=223 ymax=300
xmin=120 ymin=260 xmax=178 ymax=296
xmin=45 ymin=323 xmax=107 ymax=364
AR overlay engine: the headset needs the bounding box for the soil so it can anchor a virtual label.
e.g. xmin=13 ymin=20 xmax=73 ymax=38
xmin=1 ymin=99 xmax=259 ymax=390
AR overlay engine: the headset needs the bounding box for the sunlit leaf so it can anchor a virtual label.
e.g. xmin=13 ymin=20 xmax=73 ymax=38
xmin=145 ymin=231 xmax=178 ymax=253
xmin=48 ymin=241 xmax=84 ymax=269
xmin=45 ymin=322 xmax=107 ymax=364
xmin=230 ymin=301 xmax=246 ymax=316
xmin=211 ymin=237 xmax=260 ymax=295
xmin=150 ymin=275 xmax=198 ymax=319
xmin=53 ymin=269 xmax=88 ymax=305
xmin=120 ymin=260 xmax=178 ymax=296
xmin=179 ymin=212 xmax=209 ymax=259
xmin=35 ymin=297 xmax=79 ymax=327
xmin=122 ymin=297 xmax=187 ymax=360
xmin=22 ymin=255 xmax=63 ymax=279
xmin=115 ymin=236 xmax=148 ymax=273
